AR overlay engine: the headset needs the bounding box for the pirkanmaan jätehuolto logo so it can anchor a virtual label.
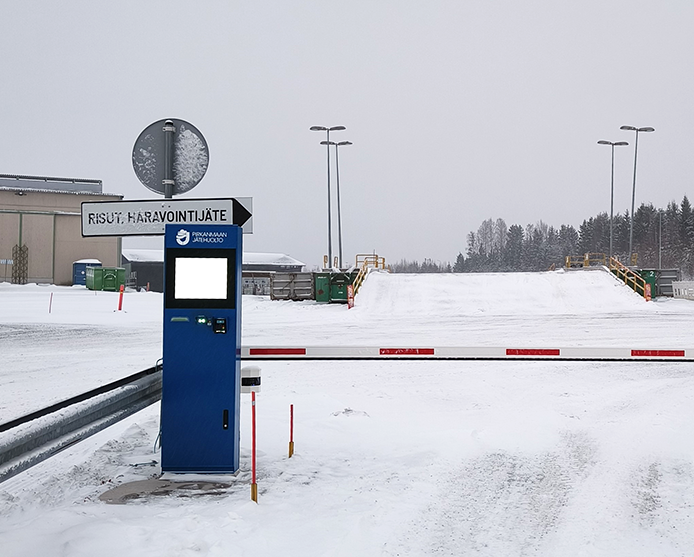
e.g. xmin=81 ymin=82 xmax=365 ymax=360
xmin=175 ymin=229 xmax=190 ymax=246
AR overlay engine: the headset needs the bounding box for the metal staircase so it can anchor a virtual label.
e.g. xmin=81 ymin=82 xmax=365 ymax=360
xmin=565 ymin=253 xmax=650 ymax=300
xmin=352 ymin=254 xmax=389 ymax=295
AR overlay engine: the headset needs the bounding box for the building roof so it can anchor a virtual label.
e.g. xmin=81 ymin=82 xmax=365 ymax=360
xmin=0 ymin=174 xmax=106 ymax=195
xmin=121 ymin=249 xmax=164 ymax=263
xmin=244 ymin=252 xmax=305 ymax=267
xmin=122 ymin=249 xmax=305 ymax=268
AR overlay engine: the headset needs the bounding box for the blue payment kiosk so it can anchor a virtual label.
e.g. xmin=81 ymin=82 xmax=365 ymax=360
xmin=161 ymin=224 xmax=243 ymax=473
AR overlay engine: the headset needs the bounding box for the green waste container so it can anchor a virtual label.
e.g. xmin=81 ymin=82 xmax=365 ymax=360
xmin=86 ymin=266 xmax=101 ymax=290
xmin=639 ymin=270 xmax=657 ymax=298
xmin=86 ymin=266 xmax=126 ymax=291
xmin=329 ymin=273 xmax=352 ymax=303
xmin=314 ymin=273 xmax=330 ymax=303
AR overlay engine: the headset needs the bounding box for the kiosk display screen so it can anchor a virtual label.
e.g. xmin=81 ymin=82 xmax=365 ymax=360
xmin=165 ymin=248 xmax=236 ymax=309
xmin=175 ymin=258 xmax=228 ymax=300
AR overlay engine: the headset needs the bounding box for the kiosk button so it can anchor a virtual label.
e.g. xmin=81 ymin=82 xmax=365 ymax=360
xmin=213 ymin=318 xmax=227 ymax=334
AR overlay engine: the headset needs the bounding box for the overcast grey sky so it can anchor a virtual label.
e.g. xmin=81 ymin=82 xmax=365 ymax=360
xmin=2 ymin=1 xmax=693 ymax=268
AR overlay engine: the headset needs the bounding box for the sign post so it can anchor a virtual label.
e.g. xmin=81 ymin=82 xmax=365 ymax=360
xmin=80 ymin=119 xmax=254 ymax=474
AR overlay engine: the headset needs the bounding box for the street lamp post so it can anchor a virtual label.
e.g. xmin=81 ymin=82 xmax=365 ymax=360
xmin=321 ymin=140 xmax=353 ymax=268
xmin=597 ymin=140 xmax=629 ymax=261
xmin=620 ymin=125 xmax=655 ymax=265
xmin=659 ymin=209 xmax=664 ymax=269
xmin=310 ymin=125 xmax=346 ymax=269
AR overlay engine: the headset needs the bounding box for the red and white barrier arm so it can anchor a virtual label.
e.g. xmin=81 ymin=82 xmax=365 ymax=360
xmin=240 ymin=346 xmax=693 ymax=361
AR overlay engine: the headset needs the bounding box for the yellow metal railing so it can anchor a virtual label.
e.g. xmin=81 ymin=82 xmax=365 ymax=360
xmin=565 ymin=253 xmax=607 ymax=268
xmin=609 ymin=256 xmax=648 ymax=299
xmin=355 ymin=254 xmax=387 ymax=270
xmin=323 ymin=255 xmax=341 ymax=269
xmin=565 ymin=252 xmax=649 ymax=300
xmin=565 ymin=254 xmax=585 ymax=268
xmin=585 ymin=253 xmax=607 ymax=267
xmin=352 ymin=254 xmax=389 ymax=295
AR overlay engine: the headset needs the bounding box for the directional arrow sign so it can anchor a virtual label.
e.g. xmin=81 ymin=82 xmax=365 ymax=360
xmin=81 ymin=197 xmax=253 ymax=237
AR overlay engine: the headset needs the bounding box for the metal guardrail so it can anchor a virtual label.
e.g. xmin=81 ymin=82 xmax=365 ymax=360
xmin=0 ymin=367 xmax=161 ymax=484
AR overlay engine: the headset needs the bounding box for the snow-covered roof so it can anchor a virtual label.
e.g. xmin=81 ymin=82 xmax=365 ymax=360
xmin=0 ymin=186 xmax=119 ymax=197
xmin=244 ymin=252 xmax=305 ymax=267
xmin=0 ymin=174 xmax=105 ymax=194
xmin=121 ymin=249 xmax=305 ymax=267
xmin=122 ymin=249 xmax=164 ymax=263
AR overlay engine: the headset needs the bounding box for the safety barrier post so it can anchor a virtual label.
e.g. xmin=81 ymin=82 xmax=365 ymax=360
xmin=48 ymin=292 xmax=53 ymax=314
xmin=251 ymin=390 xmax=258 ymax=502
xmin=117 ymin=284 xmax=124 ymax=311
xmin=251 ymin=391 xmax=258 ymax=503
xmin=288 ymin=404 xmax=294 ymax=458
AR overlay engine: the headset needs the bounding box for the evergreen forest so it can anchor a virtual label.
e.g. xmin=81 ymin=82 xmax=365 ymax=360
xmin=391 ymin=196 xmax=694 ymax=278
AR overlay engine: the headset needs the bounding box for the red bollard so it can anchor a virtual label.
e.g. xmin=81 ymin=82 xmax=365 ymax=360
xmin=117 ymin=284 xmax=124 ymax=311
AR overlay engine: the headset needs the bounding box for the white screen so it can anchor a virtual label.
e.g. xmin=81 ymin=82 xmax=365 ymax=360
xmin=174 ymin=257 xmax=228 ymax=299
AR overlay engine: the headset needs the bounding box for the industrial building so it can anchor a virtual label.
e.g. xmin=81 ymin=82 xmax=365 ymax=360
xmin=0 ymin=174 xmax=122 ymax=285
xmin=122 ymin=249 xmax=304 ymax=293
xmin=0 ymin=173 xmax=304 ymax=290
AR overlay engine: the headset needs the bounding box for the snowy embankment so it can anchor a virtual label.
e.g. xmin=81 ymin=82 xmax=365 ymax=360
xmin=1 ymin=270 xmax=694 ymax=556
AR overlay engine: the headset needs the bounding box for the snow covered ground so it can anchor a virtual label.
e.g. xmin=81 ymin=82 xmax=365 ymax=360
xmin=1 ymin=269 xmax=694 ymax=556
